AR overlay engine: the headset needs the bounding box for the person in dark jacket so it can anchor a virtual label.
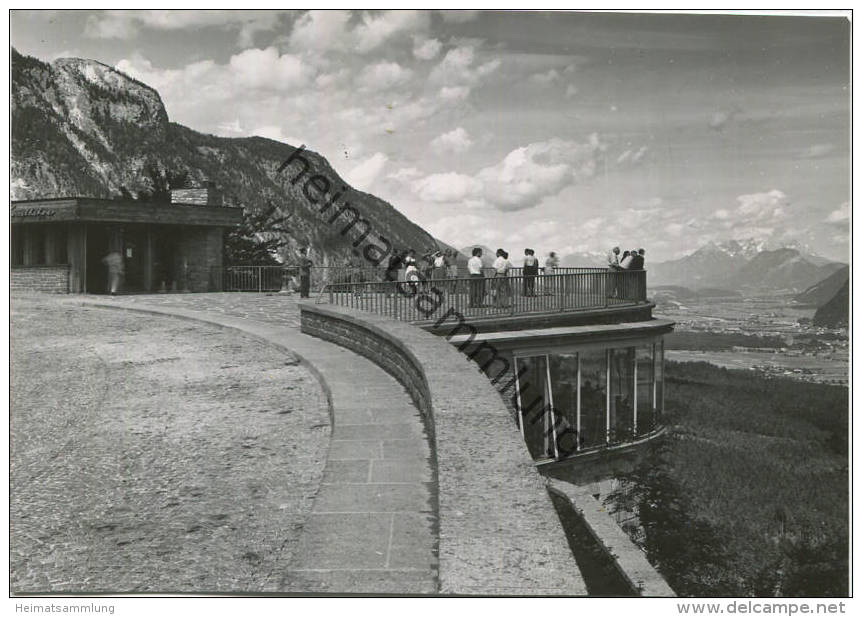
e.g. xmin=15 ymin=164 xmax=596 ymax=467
xmin=523 ymin=248 xmax=539 ymax=296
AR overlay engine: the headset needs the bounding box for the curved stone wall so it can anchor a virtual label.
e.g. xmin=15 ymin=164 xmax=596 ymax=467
xmin=301 ymin=302 xmax=586 ymax=595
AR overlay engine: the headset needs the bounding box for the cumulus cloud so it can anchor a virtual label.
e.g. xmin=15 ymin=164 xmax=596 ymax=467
xmin=706 ymin=190 xmax=790 ymax=240
xmin=530 ymin=68 xmax=560 ymax=86
xmin=345 ymin=152 xmax=388 ymax=192
xmin=387 ymin=167 xmax=423 ymax=182
xmin=357 ymin=61 xmax=413 ymax=90
xmin=412 ymin=172 xmax=483 ymax=203
xmin=413 ymin=36 xmax=442 ymax=60
xmin=439 ymin=85 xmax=471 ymax=102
xmin=229 ymin=47 xmax=313 ymax=90
xmin=825 ymin=202 xmax=849 ymax=225
xmin=709 ymin=106 xmax=742 ymax=131
xmin=288 ymin=10 xmax=353 ymax=52
xmin=801 ymin=143 xmax=835 ymax=158
xmin=478 ymin=136 xmax=606 ymax=211
xmin=430 ymin=127 xmax=473 ymax=154
xmin=354 ymin=10 xmax=431 ymax=53
xmin=85 ymin=9 xmax=283 ymax=45
xmin=429 ymin=45 xmax=501 ymax=87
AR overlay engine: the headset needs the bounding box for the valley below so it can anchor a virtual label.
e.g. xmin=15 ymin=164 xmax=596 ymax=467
xmin=653 ymin=291 xmax=848 ymax=384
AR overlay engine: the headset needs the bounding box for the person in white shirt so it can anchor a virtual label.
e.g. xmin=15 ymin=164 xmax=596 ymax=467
xmin=544 ymin=251 xmax=559 ymax=294
xmin=620 ymin=248 xmax=636 ymax=270
xmin=404 ymin=249 xmax=420 ymax=293
xmin=607 ymin=246 xmax=621 ymax=269
xmin=493 ymin=249 xmax=513 ymax=308
xmin=467 ymin=247 xmax=485 ymax=307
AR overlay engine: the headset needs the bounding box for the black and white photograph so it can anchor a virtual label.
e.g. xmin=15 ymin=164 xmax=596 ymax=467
xmin=7 ymin=7 xmax=853 ymax=607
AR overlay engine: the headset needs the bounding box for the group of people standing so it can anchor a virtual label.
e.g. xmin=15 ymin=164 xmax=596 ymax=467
xmin=607 ymin=246 xmax=646 ymax=270
xmin=466 ymin=247 xmax=562 ymax=308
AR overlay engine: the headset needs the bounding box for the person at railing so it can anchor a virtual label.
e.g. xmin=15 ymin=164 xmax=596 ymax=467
xmin=468 ymin=247 xmax=485 ymax=307
xmin=607 ymin=246 xmax=621 ymax=268
xmin=523 ymin=248 xmax=539 ymax=296
xmin=445 ymin=249 xmax=459 ymax=292
xmin=421 ymin=247 xmax=435 ymax=286
xmin=543 ymin=251 xmax=559 ymax=295
xmin=493 ymin=249 xmax=513 ymax=308
xmin=296 ymin=247 xmax=313 ymax=298
xmin=432 ymin=250 xmax=447 ymax=281
xmin=385 ymin=248 xmax=404 ymax=297
xmin=404 ymin=249 xmax=420 ymax=294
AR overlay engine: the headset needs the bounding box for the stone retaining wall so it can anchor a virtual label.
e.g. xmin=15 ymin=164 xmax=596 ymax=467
xmin=11 ymin=265 xmax=71 ymax=294
xmin=547 ymin=479 xmax=676 ymax=597
xmin=301 ymin=302 xmax=586 ymax=595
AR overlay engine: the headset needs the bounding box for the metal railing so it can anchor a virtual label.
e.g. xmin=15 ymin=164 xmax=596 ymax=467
xmin=215 ymin=265 xmax=386 ymax=292
xmin=322 ymin=269 xmax=648 ymax=323
xmin=213 ymin=265 xmax=610 ymax=293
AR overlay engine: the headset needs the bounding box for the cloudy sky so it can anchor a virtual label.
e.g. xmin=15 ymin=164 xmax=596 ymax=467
xmin=11 ymin=10 xmax=851 ymax=262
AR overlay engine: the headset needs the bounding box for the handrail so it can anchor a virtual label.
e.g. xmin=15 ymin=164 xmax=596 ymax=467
xmin=319 ymin=269 xmax=648 ymax=323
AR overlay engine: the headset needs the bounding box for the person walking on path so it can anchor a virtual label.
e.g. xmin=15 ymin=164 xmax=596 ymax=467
xmin=102 ymin=251 xmax=124 ymax=296
xmin=523 ymin=248 xmax=539 ymax=296
xmin=468 ymin=247 xmax=485 ymax=308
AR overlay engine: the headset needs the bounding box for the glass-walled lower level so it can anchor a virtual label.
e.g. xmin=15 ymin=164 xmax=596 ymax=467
xmin=514 ymin=340 xmax=664 ymax=461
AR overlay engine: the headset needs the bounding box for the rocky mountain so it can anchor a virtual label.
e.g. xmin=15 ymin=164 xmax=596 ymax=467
xmin=813 ymin=281 xmax=849 ymax=328
xmin=794 ymin=265 xmax=850 ymax=306
xmin=649 ymin=241 xmax=751 ymax=287
xmin=11 ymin=48 xmax=438 ymax=266
xmin=649 ymin=239 xmax=846 ymax=292
xmin=729 ymin=249 xmax=845 ymax=291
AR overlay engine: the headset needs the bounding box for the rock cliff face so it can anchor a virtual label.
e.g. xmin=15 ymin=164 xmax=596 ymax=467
xmin=11 ymin=48 xmax=438 ymax=266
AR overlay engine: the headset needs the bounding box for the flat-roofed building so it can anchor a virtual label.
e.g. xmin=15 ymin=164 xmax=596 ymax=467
xmin=10 ymin=184 xmax=242 ymax=294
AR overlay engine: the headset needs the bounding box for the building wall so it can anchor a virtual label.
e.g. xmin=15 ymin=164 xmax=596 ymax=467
xmin=11 ymin=266 xmax=71 ymax=294
xmin=178 ymin=226 xmax=224 ymax=292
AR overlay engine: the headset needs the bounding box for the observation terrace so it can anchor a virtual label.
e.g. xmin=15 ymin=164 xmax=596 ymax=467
xmin=316 ymin=267 xmax=672 ymax=469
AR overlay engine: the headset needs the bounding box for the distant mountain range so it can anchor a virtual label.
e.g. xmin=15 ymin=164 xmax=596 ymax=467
xmin=11 ymin=48 xmax=438 ymax=266
xmin=649 ymin=240 xmax=846 ymax=292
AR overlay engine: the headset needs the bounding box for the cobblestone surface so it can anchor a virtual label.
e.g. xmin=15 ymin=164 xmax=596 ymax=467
xmin=10 ymin=295 xmax=329 ymax=593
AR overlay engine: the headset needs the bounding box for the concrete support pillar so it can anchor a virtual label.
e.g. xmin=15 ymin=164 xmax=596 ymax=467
xmin=143 ymin=227 xmax=153 ymax=292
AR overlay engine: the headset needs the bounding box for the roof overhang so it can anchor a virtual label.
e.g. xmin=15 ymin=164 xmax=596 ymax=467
xmin=11 ymin=198 xmax=242 ymax=227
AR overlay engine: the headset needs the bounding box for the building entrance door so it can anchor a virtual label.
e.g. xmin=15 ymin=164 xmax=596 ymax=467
xmin=85 ymin=225 xmax=110 ymax=293
xmin=122 ymin=227 xmax=148 ymax=292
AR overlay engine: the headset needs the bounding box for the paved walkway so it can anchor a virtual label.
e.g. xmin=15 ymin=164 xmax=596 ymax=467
xmin=74 ymin=293 xmax=438 ymax=594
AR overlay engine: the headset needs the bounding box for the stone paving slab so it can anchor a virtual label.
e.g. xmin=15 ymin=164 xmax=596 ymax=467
xmin=73 ymin=294 xmax=439 ymax=595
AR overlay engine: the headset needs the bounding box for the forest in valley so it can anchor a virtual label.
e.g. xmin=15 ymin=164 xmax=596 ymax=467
xmin=605 ymin=361 xmax=848 ymax=597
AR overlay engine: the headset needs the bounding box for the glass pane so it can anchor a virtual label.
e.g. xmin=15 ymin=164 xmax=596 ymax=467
xmin=579 ymin=348 xmax=607 ymax=449
xmin=609 ymin=347 xmax=636 ymax=444
xmin=515 ymin=355 xmax=553 ymax=460
xmin=636 ymin=345 xmax=655 ymax=436
xmin=655 ymin=340 xmax=664 ymax=425
xmin=548 ymin=353 xmax=579 ymax=457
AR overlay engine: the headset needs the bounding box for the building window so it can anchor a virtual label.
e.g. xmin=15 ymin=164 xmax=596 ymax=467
xmin=513 ymin=339 xmax=666 ymax=461
xmin=579 ymin=349 xmax=607 ymax=450
xmin=609 ymin=347 xmax=636 ymax=443
xmin=515 ymin=355 xmax=556 ymax=460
